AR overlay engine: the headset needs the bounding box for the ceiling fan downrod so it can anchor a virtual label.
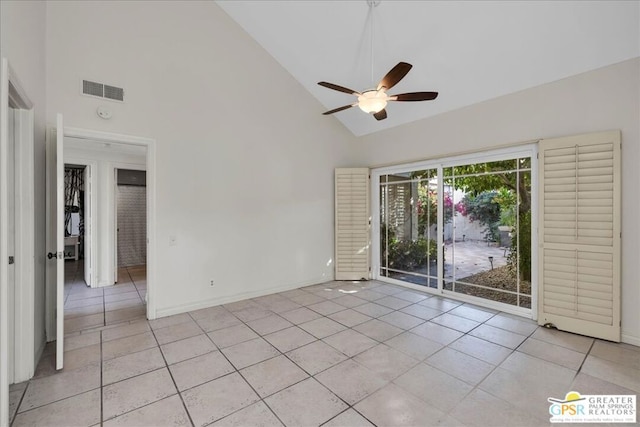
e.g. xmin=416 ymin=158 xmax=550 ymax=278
xmin=367 ymin=0 xmax=381 ymax=87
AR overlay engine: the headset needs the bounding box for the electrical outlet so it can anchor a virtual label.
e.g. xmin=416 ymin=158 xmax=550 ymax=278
xmin=209 ymin=280 xmax=215 ymax=287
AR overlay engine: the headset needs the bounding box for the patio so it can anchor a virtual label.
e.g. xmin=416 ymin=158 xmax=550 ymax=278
xmin=444 ymin=239 xmax=508 ymax=280
xmin=386 ymin=239 xmax=528 ymax=307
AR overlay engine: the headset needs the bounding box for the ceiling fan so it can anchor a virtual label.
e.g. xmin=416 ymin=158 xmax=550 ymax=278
xmin=318 ymin=0 xmax=438 ymax=121
xmin=318 ymin=62 xmax=438 ymax=121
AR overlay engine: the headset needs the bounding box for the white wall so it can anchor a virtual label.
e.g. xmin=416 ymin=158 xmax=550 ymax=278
xmin=46 ymin=1 xmax=356 ymax=316
xmin=356 ymin=58 xmax=640 ymax=345
xmin=65 ymin=138 xmax=146 ymax=287
xmin=0 ymin=0 xmax=47 ymax=366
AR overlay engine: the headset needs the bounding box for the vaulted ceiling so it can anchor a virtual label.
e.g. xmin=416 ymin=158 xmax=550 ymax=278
xmin=217 ymin=1 xmax=639 ymax=136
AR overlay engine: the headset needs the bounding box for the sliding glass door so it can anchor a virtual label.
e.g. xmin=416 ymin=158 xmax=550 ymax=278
xmin=375 ymin=147 xmax=535 ymax=313
xmin=379 ymin=169 xmax=439 ymax=288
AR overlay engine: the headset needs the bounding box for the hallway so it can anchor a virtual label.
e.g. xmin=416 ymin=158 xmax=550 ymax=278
xmin=63 ymin=261 xmax=147 ymax=333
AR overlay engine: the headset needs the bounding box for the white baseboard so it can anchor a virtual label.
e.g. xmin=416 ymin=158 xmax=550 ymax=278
xmin=155 ymin=276 xmax=330 ymax=319
xmin=621 ymin=332 xmax=640 ymax=347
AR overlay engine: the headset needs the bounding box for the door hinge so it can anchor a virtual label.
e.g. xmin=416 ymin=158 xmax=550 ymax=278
xmin=8 ymin=256 xmax=14 ymax=265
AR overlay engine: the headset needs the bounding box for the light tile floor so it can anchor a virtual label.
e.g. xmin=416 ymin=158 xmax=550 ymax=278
xmin=8 ymin=278 xmax=639 ymax=426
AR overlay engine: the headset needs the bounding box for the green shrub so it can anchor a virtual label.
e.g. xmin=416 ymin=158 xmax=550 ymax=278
xmin=388 ymin=238 xmax=437 ymax=270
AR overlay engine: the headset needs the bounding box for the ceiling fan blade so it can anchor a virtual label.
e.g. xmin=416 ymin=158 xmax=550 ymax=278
xmin=392 ymin=92 xmax=439 ymax=102
xmin=377 ymin=62 xmax=412 ymax=91
xmin=373 ymin=109 xmax=387 ymax=121
xmin=318 ymin=81 xmax=360 ymax=95
xmin=322 ymin=104 xmax=355 ymax=115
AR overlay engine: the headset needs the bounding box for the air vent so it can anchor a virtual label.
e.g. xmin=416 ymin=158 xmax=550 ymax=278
xmin=104 ymin=85 xmax=124 ymax=101
xmin=83 ymin=80 xmax=103 ymax=97
xmin=82 ymin=80 xmax=124 ymax=102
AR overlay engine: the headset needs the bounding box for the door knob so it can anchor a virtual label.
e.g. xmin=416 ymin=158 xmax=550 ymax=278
xmin=47 ymin=252 xmax=57 ymax=259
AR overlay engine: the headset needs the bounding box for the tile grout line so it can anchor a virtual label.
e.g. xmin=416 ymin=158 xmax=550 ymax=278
xmin=574 ymin=338 xmax=596 ymax=379
xmin=187 ymin=310 xmax=290 ymax=426
xmin=232 ymin=288 xmax=422 ymax=424
xmin=8 ymin=383 xmax=29 ymax=426
xmin=426 ymin=315 xmax=538 ymax=420
xmin=284 ymin=285 xmax=543 ymax=423
xmin=195 ymin=298 xmax=362 ymax=426
xmin=134 ymin=317 xmax=196 ymax=427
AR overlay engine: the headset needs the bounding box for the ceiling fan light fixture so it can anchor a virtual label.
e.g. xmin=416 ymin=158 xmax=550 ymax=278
xmin=357 ymin=90 xmax=388 ymax=113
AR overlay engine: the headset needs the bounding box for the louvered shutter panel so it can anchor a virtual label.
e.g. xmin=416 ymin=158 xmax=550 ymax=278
xmin=335 ymin=168 xmax=370 ymax=280
xmin=538 ymin=131 xmax=621 ymax=341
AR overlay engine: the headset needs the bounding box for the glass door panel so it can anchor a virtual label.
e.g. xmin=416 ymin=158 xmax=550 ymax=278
xmin=444 ymin=158 xmax=532 ymax=308
xmin=379 ymin=169 xmax=439 ymax=288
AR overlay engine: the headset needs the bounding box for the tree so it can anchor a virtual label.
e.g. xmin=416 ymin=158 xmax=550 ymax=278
xmin=444 ymin=159 xmax=531 ymax=215
xmin=448 ymin=159 xmax=532 ymax=281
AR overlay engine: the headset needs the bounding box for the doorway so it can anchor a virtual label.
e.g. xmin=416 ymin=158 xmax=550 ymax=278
xmin=45 ymin=125 xmax=157 ymax=372
xmin=59 ymin=139 xmax=150 ymax=333
xmin=115 ymin=169 xmax=147 ymax=288
xmin=63 ymin=164 xmax=87 ymax=277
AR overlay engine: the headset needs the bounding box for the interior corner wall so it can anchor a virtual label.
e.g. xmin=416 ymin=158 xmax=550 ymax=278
xmin=45 ymin=1 xmax=357 ymax=317
xmin=0 ymin=0 xmax=48 ymax=365
xmin=356 ymin=58 xmax=640 ymax=345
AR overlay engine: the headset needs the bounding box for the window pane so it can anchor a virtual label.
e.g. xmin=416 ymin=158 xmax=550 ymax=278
xmin=518 ymin=157 xmax=531 ymax=169
xmin=381 ymin=169 xmax=439 ymax=289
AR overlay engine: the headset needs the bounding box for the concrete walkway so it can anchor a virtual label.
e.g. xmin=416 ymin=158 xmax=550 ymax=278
xmin=444 ymin=240 xmax=508 ymax=281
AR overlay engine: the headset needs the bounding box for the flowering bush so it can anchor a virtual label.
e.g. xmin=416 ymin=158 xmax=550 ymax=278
xmin=416 ymin=188 xmax=460 ymax=235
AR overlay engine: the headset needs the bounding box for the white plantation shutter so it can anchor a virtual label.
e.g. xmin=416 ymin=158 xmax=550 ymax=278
xmin=538 ymin=131 xmax=621 ymax=341
xmin=335 ymin=168 xmax=370 ymax=280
